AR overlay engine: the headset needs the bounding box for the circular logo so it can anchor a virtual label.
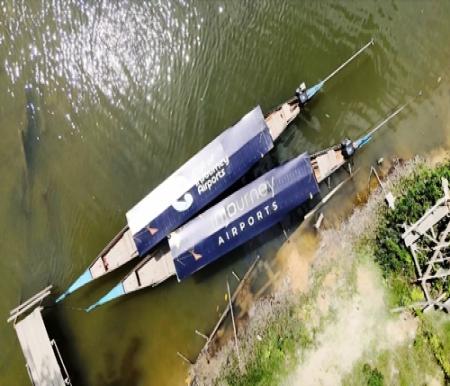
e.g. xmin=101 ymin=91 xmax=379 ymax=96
xmin=172 ymin=192 xmax=194 ymax=212
xmin=171 ymin=175 xmax=194 ymax=212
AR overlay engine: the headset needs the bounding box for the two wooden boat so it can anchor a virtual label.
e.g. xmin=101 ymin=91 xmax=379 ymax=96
xmin=57 ymin=40 xmax=374 ymax=303
xmin=86 ymin=103 xmax=406 ymax=311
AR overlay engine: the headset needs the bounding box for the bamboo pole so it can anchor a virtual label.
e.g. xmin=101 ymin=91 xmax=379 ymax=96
xmin=177 ymin=351 xmax=192 ymax=365
xmin=227 ymin=280 xmax=242 ymax=371
xmin=195 ymin=330 xmax=208 ymax=341
xmin=232 ymin=271 xmax=240 ymax=282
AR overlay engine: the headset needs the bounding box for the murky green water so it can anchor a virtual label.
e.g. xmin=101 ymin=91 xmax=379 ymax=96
xmin=1 ymin=1 xmax=450 ymax=385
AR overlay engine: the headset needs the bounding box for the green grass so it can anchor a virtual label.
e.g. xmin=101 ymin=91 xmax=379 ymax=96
xmin=221 ymin=299 xmax=313 ymax=386
xmin=421 ymin=313 xmax=450 ymax=380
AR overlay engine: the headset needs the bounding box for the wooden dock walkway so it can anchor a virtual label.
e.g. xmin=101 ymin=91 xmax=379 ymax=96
xmin=8 ymin=286 xmax=71 ymax=386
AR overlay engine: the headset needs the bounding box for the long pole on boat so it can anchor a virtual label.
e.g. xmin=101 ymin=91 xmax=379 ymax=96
xmin=311 ymin=100 xmax=409 ymax=159
xmin=354 ymin=103 xmax=408 ymax=149
xmin=306 ymin=39 xmax=374 ymax=100
xmin=321 ymin=39 xmax=374 ymax=84
xmin=364 ymin=103 xmax=407 ymax=139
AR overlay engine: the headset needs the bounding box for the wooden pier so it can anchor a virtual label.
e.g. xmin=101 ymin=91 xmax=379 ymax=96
xmin=401 ymin=178 xmax=450 ymax=312
xmin=8 ymin=286 xmax=71 ymax=386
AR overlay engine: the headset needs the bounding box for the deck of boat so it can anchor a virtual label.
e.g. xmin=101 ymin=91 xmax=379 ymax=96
xmin=122 ymin=249 xmax=175 ymax=293
xmin=265 ymin=100 xmax=300 ymax=141
xmin=90 ymin=227 xmax=138 ymax=279
xmin=311 ymin=148 xmax=345 ymax=183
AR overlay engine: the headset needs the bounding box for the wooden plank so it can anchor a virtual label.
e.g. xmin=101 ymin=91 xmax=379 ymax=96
xmin=409 ymin=246 xmax=423 ymax=277
xmin=402 ymin=196 xmax=449 ymax=242
xmin=195 ymin=330 xmax=208 ymax=340
xmin=91 ymin=229 xmax=138 ymax=278
xmin=8 ymin=285 xmax=52 ymax=321
xmin=417 ymin=206 xmax=449 ymax=235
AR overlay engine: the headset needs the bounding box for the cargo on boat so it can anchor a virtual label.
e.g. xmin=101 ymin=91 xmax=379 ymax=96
xmin=127 ymin=106 xmax=274 ymax=256
xmin=170 ymin=153 xmax=319 ymax=280
xmin=58 ymin=40 xmax=374 ymax=303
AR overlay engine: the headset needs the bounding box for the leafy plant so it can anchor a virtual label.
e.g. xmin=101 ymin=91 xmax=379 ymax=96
xmin=362 ymin=364 xmax=384 ymax=386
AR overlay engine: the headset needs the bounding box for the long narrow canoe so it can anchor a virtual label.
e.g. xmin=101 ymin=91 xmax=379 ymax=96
xmin=57 ymin=40 xmax=374 ymax=303
xmin=86 ymin=102 xmax=406 ymax=311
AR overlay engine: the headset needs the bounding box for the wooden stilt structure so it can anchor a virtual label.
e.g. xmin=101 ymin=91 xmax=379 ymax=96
xmin=401 ymin=178 xmax=450 ymax=312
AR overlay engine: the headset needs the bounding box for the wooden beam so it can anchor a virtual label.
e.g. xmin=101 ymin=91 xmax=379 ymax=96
xmin=227 ymin=280 xmax=242 ymax=371
xmin=177 ymin=351 xmax=193 ymax=365
xmin=195 ymin=330 xmax=208 ymax=341
xmin=409 ymin=246 xmax=423 ymax=277
xmin=9 ymin=285 xmax=52 ymax=318
xmin=8 ymin=286 xmax=52 ymax=324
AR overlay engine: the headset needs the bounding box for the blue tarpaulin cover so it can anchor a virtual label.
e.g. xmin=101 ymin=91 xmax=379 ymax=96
xmin=169 ymin=153 xmax=319 ymax=280
xmin=126 ymin=106 xmax=273 ymax=256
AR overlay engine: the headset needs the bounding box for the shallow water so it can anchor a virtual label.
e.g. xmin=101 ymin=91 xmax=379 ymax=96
xmin=1 ymin=1 xmax=450 ymax=385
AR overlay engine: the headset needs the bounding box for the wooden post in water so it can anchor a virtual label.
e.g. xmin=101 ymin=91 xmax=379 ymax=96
xmin=231 ymin=270 xmax=240 ymax=282
xmin=227 ymin=280 xmax=242 ymax=372
xmin=195 ymin=330 xmax=208 ymax=341
xmin=281 ymin=226 xmax=289 ymax=242
xmin=195 ymin=255 xmax=260 ymax=362
xmin=177 ymin=351 xmax=193 ymax=365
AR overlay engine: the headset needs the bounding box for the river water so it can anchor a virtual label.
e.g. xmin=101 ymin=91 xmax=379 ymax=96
xmin=1 ymin=1 xmax=450 ymax=385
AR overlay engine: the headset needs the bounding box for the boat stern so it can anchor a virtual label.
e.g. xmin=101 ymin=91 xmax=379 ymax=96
xmin=306 ymin=81 xmax=324 ymax=101
xmin=295 ymin=81 xmax=324 ymax=107
xmin=85 ymin=283 xmax=126 ymax=312
xmin=56 ymin=269 xmax=93 ymax=303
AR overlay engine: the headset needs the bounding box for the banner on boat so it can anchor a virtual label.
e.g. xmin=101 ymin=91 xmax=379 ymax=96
xmin=126 ymin=106 xmax=274 ymax=256
xmin=169 ymin=153 xmax=320 ymax=280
